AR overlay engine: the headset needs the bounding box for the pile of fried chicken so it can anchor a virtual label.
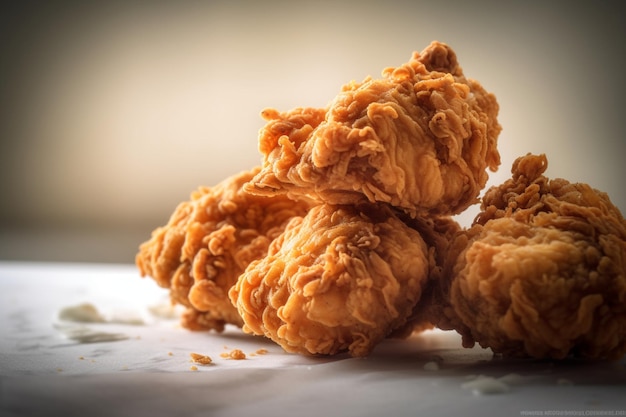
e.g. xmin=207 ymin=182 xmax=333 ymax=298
xmin=136 ymin=41 xmax=626 ymax=360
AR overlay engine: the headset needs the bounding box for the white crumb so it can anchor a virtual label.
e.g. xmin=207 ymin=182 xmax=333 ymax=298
xmin=423 ymin=361 xmax=440 ymax=371
xmin=557 ymin=378 xmax=574 ymax=386
xmin=461 ymin=375 xmax=510 ymax=395
xmin=56 ymin=324 xmax=128 ymax=343
xmin=58 ymin=303 xmax=145 ymax=325
xmin=58 ymin=303 xmax=106 ymax=323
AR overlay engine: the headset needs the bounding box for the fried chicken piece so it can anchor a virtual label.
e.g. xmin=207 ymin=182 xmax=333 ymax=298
xmin=229 ymin=203 xmax=431 ymax=357
xmin=441 ymin=154 xmax=626 ymax=359
xmin=245 ymin=41 xmax=501 ymax=216
xmin=135 ymin=168 xmax=311 ymax=331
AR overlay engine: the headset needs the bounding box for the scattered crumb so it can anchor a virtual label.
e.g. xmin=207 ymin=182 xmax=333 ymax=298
xmin=461 ymin=375 xmax=510 ymax=395
xmin=148 ymin=302 xmax=181 ymax=320
xmin=229 ymin=349 xmax=246 ymax=360
xmin=78 ymin=356 xmax=85 ymax=360
xmin=58 ymin=303 xmax=106 ymax=323
xmin=58 ymin=303 xmax=145 ymax=325
xmin=557 ymin=378 xmax=574 ymax=386
xmin=423 ymin=361 xmax=440 ymax=371
xmin=248 ymin=348 xmax=269 ymax=357
xmin=498 ymin=373 xmax=526 ymax=385
xmin=423 ymin=354 xmax=443 ymax=371
xmin=189 ymin=352 xmax=213 ymax=365
xmin=108 ymin=311 xmax=145 ymax=326
xmin=56 ymin=325 xmax=128 ymax=343
xmin=221 ymin=349 xmax=246 ymax=360
xmin=168 ymin=352 xmax=174 ymax=356
xmin=56 ymin=368 xmax=63 ymax=372
xmin=190 ymin=365 xmax=198 ymax=371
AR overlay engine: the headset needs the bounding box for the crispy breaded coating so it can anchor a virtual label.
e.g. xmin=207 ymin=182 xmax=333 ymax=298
xmin=396 ymin=214 xmax=462 ymax=337
xmin=229 ymin=203 xmax=431 ymax=357
xmin=443 ymin=154 xmax=626 ymax=359
xmin=134 ymin=37 xmax=626 ymax=361
xmin=245 ymin=41 xmax=501 ymax=216
xmin=135 ymin=168 xmax=311 ymax=331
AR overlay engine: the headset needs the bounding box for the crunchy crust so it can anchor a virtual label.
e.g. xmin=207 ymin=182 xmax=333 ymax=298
xmin=445 ymin=154 xmax=626 ymax=359
xmin=229 ymin=203 xmax=431 ymax=357
xmin=246 ymin=41 xmax=501 ymax=216
xmin=136 ymin=168 xmax=311 ymax=331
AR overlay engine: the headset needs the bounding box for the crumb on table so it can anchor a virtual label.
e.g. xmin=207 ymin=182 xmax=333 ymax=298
xmin=221 ymin=349 xmax=246 ymax=360
xmin=189 ymin=352 xmax=213 ymax=365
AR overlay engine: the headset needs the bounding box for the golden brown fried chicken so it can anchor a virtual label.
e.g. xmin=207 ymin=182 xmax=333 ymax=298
xmin=396 ymin=214 xmax=462 ymax=337
xmin=229 ymin=203 xmax=432 ymax=357
xmin=245 ymin=41 xmax=501 ymax=216
xmin=441 ymin=154 xmax=626 ymax=359
xmin=135 ymin=168 xmax=311 ymax=331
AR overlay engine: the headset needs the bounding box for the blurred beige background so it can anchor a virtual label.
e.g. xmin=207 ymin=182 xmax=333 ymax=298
xmin=1 ymin=0 xmax=624 ymax=264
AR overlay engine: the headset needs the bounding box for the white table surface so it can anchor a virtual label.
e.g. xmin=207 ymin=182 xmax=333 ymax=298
xmin=1 ymin=261 xmax=625 ymax=417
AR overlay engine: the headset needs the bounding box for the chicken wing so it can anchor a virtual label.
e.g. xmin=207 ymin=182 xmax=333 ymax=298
xmin=136 ymin=168 xmax=311 ymax=331
xmin=229 ymin=203 xmax=432 ymax=357
xmin=245 ymin=41 xmax=501 ymax=216
xmin=442 ymin=154 xmax=626 ymax=359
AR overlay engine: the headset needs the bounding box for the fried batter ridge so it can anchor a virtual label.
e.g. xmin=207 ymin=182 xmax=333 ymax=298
xmin=245 ymin=41 xmax=501 ymax=216
xmin=136 ymin=168 xmax=311 ymax=331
